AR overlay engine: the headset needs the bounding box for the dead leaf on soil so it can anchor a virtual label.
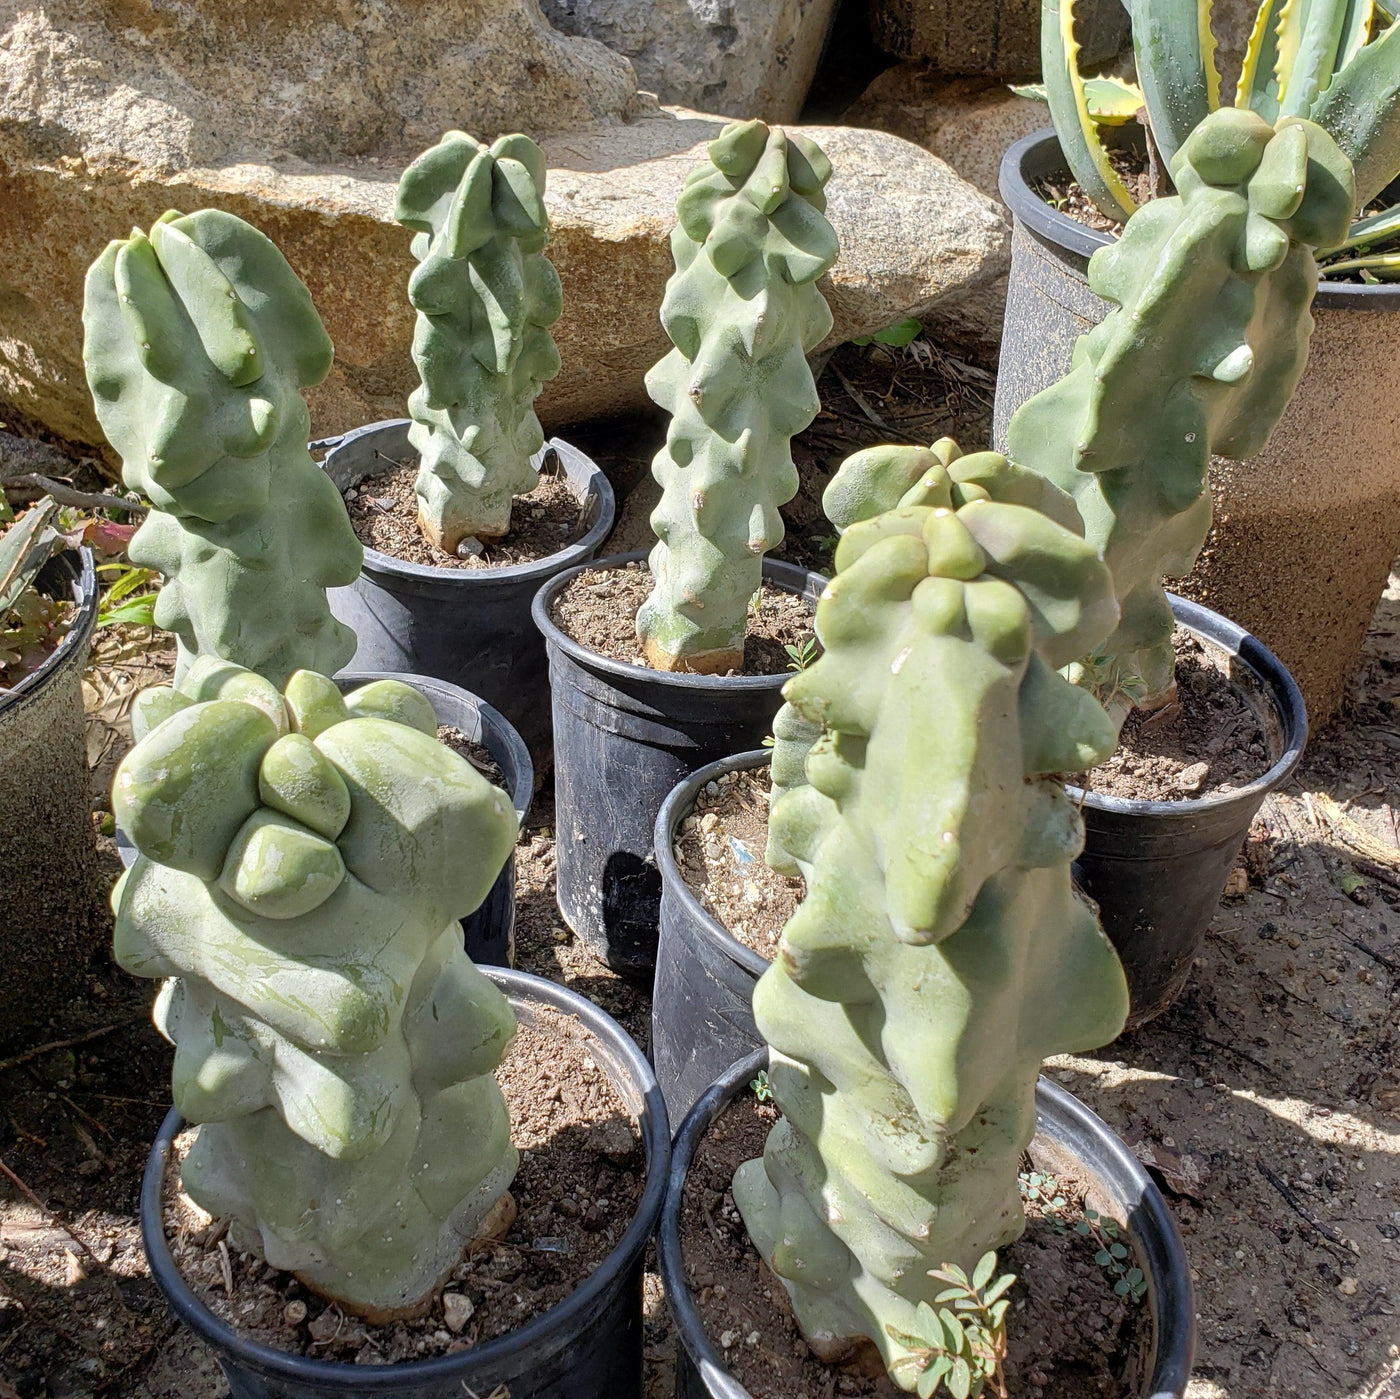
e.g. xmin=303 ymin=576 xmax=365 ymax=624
xmin=1131 ymin=1138 xmax=1213 ymax=1200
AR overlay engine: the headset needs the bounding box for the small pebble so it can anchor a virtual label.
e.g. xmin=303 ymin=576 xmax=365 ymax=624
xmin=720 ymin=1329 xmax=736 ymax=1348
xmin=457 ymin=536 xmax=484 ymax=559
xmin=443 ymin=1292 xmax=475 ymax=1333
xmin=283 ymin=1300 xmax=308 ymax=1326
xmin=1338 ymin=1276 xmax=1359 ymax=1296
xmin=1178 ymin=761 xmax=1210 ymax=793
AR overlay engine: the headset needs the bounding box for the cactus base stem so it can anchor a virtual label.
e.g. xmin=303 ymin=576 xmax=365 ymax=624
xmin=416 ymin=504 xmax=509 ymax=557
xmin=641 ymin=637 xmax=744 ymax=675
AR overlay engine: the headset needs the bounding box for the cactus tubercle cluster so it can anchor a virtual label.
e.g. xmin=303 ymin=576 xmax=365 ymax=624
xmin=637 ymin=119 xmax=838 ymax=674
xmin=113 ymin=660 xmax=520 ymax=1318
xmin=82 ymin=208 xmax=362 ymax=689
xmin=398 ymin=130 xmax=563 ymax=555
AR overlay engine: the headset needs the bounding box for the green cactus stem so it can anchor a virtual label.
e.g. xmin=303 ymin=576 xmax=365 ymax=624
xmin=396 ymin=131 xmax=563 ymax=555
xmin=636 ymin=119 xmax=838 ymax=674
xmin=1006 ymin=109 xmax=1355 ymax=713
xmin=732 ymin=497 xmax=1129 ymax=1386
xmin=83 ymin=209 xmax=363 ymax=690
xmin=112 ymin=660 xmax=520 ymax=1319
xmin=764 ymin=438 xmax=1082 ymax=874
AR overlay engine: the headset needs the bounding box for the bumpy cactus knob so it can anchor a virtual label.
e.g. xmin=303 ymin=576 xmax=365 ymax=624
xmin=113 ymin=661 xmax=520 ymax=1318
xmin=397 ymin=131 xmax=563 ymax=554
xmin=637 ymin=119 xmax=839 ymax=674
xmin=734 ymin=493 xmax=1129 ymax=1383
xmin=83 ymin=209 xmax=363 ymax=688
xmin=1006 ymin=108 xmax=1355 ymax=711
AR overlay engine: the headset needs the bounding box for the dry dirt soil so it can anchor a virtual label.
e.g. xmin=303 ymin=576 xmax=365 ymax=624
xmin=2 ymin=342 xmax=1398 ymax=1398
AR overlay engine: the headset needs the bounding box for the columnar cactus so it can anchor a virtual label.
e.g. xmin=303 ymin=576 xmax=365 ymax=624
xmin=1005 ymin=109 xmax=1355 ymax=711
xmin=397 ymin=131 xmax=563 ymax=554
xmin=83 ymin=209 xmax=362 ymax=689
xmin=637 ymin=120 xmax=838 ymax=674
xmin=764 ymin=438 xmax=1081 ymax=874
xmin=112 ymin=660 xmax=519 ymax=1318
xmin=733 ymin=491 xmax=1130 ymax=1385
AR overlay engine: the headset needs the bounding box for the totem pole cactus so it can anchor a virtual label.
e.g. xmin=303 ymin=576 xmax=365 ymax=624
xmin=1006 ymin=108 xmax=1355 ymax=712
xmin=397 ymin=131 xmax=563 ymax=554
xmin=637 ymin=119 xmax=838 ymax=674
xmin=83 ymin=209 xmax=362 ymax=689
xmin=764 ymin=438 xmax=1080 ymax=873
xmin=113 ymin=660 xmax=519 ymax=1318
xmin=733 ymin=492 xmax=1129 ymax=1387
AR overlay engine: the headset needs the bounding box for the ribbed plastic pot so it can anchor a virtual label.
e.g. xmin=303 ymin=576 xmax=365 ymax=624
xmin=993 ymin=128 xmax=1400 ymax=725
xmin=140 ymin=966 xmax=671 ymax=1399
xmin=320 ymin=420 xmax=616 ymax=763
xmin=532 ymin=554 xmax=826 ymax=980
xmin=658 ymin=1050 xmax=1195 ymax=1399
xmin=653 ymin=751 xmax=770 ymax=1126
xmin=0 ymin=548 xmax=98 ymax=1048
xmin=117 ymin=671 xmax=530 ymax=969
xmin=1071 ymin=596 xmax=1307 ymax=1028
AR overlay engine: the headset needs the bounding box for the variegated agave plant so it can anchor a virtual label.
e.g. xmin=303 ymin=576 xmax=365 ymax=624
xmin=1022 ymin=0 xmax=1400 ymax=278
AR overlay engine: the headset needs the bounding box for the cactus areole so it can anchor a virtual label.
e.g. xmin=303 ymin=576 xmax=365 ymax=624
xmin=82 ymin=209 xmax=363 ymax=690
xmin=734 ymin=481 xmax=1131 ymax=1386
xmin=112 ymin=660 xmax=520 ymax=1319
xmin=1006 ymin=109 xmax=1356 ymax=713
xmin=637 ymin=119 xmax=838 ymax=674
xmin=397 ymin=131 xmax=563 ymax=555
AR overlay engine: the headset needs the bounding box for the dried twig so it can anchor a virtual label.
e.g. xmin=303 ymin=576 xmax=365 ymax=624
xmin=6 ymin=473 xmax=147 ymax=514
xmin=830 ymin=364 xmax=895 ymax=435
xmin=0 ymin=1014 xmax=147 ymax=1076
xmin=0 ymin=1153 xmax=101 ymax=1265
xmin=1256 ymin=1159 xmax=1349 ymax=1251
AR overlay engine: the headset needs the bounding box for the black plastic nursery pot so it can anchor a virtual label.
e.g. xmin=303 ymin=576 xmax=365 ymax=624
xmin=0 ymin=547 xmax=99 ymax=1048
xmin=994 ymin=127 xmax=1400 ymax=725
xmin=116 ymin=671 xmax=531 ymax=969
xmin=320 ymin=419 xmax=616 ymax=763
xmin=1071 ymin=595 xmax=1307 ymax=1029
xmin=652 ymin=751 xmax=770 ymax=1126
xmin=532 ymin=554 xmax=826 ymax=981
xmin=140 ymin=966 xmax=670 ymax=1399
xmin=659 ymin=1050 xmax=1196 ymax=1399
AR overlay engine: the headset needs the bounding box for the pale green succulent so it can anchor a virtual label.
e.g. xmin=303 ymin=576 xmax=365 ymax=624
xmin=1006 ymin=108 xmax=1355 ymax=710
xmin=83 ymin=209 xmax=362 ymax=689
xmin=397 ymin=131 xmax=563 ymax=553
xmin=113 ymin=660 xmax=520 ymax=1318
xmin=734 ymin=496 xmax=1128 ymax=1388
xmin=637 ymin=119 xmax=838 ymax=674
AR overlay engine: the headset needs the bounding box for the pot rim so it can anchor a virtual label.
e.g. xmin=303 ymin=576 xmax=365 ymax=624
xmin=1068 ymin=594 xmax=1308 ymax=820
xmin=320 ymin=420 xmax=617 ymax=586
xmin=658 ymin=1048 xmax=1196 ymax=1399
xmin=1000 ymin=126 xmax=1400 ymax=310
xmin=139 ymin=966 xmax=670 ymax=1387
xmin=531 ymin=553 xmax=828 ymax=694
xmin=654 ymin=750 xmax=772 ymax=983
xmin=0 ymin=547 xmax=98 ymax=717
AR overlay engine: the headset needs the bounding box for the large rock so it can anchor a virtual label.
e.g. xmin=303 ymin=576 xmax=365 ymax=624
xmin=539 ymin=0 xmax=839 ymax=121
xmin=847 ymin=69 xmax=1047 ymax=203
xmin=868 ymin=0 xmax=1129 ymax=77
xmin=847 ymin=69 xmax=1049 ymax=356
xmin=0 ymin=1 xmax=1010 ymax=453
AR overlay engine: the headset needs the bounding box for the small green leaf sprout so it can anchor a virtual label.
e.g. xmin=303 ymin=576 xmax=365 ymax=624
xmin=886 ymin=1252 xmax=1015 ymax=1399
xmin=1077 ymin=1207 xmax=1147 ymax=1302
xmin=750 ymin=1070 xmax=773 ymax=1103
xmin=784 ymin=636 xmax=818 ymax=672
